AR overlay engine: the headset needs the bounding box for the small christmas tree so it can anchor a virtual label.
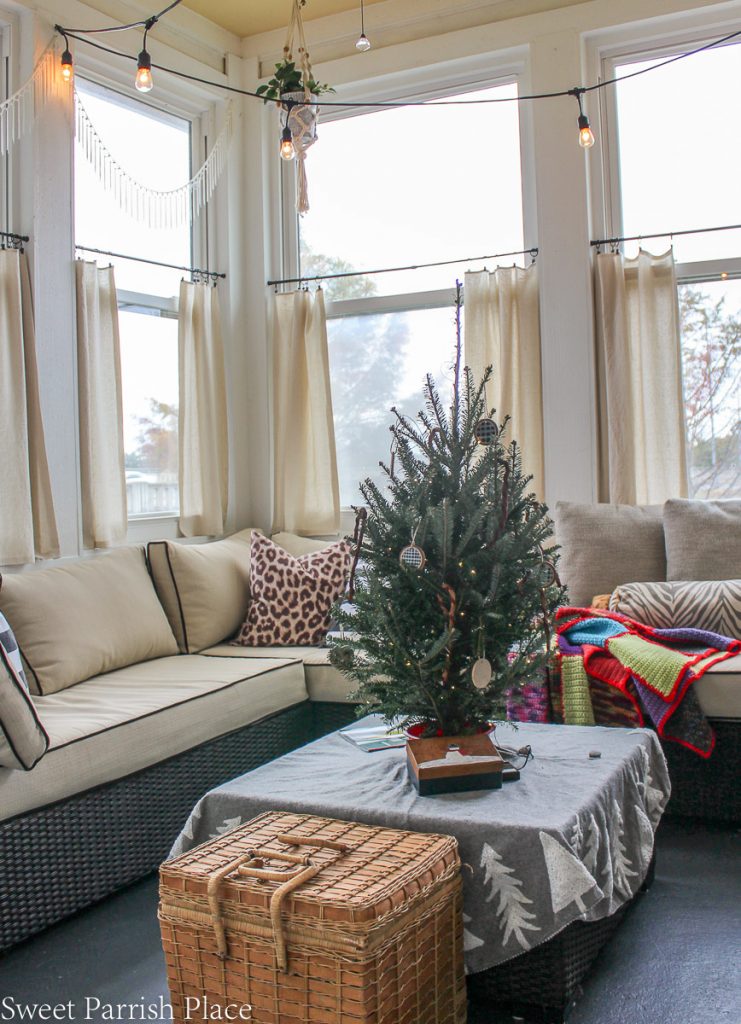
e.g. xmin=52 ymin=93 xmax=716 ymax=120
xmin=331 ymin=284 xmax=562 ymax=736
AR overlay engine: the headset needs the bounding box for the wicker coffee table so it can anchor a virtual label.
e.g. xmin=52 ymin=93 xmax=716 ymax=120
xmin=172 ymin=718 xmax=670 ymax=1023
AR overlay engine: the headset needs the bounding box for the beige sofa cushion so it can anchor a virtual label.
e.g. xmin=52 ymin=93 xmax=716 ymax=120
xmin=554 ymin=503 xmax=666 ymax=608
xmin=0 ymin=547 xmax=178 ymax=695
xmin=0 ymin=654 xmax=308 ymax=820
xmin=694 ymin=654 xmax=741 ymax=719
xmin=147 ymin=529 xmax=256 ymax=653
xmin=204 ymin=643 xmax=357 ymax=703
xmin=664 ymin=499 xmax=741 ymax=581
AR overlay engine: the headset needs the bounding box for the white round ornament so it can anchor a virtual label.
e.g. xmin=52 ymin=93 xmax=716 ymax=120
xmin=471 ymin=657 xmax=493 ymax=690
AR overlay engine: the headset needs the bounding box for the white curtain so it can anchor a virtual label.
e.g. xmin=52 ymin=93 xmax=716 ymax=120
xmin=594 ymin=249 xmax=688 ymax=504
xmin=178 ymin=281 xmax=228 ymax=537
xmin=0 ymin=249 xmax=59 ymax=564
xmin=464 ymin=265 xmax=544 ymax=498
xmin=272 ymin=289 xmax=340 ymax=536
xmin=75 ymin=260 xmax=127 ymax=548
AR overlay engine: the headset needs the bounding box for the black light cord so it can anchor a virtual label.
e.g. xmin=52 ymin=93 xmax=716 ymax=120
xmin=54 ymin=0 xmax=182 ymax=37
xmin=56 ymin=21 xmax=741 ymax=110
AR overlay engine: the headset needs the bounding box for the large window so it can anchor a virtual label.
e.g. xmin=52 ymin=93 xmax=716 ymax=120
xmin=74 ymin=79 xmax=192 ymax=517
xmin=293 ymin=80 xmax=526 ymax=506
xmin=609 ymin=39 xmax=741 ymax=498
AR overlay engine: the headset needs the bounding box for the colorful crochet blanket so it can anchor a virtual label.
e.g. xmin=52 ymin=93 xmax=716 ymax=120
xmin=556 ymin=607 xmax=741 ymax=757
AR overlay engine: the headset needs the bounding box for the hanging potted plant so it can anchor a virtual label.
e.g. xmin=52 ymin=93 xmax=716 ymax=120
xmin=256 ymin=1 xmax=335 ymax=213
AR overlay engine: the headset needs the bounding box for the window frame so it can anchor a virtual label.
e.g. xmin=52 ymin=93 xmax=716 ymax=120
xmin=598 ymin=33 xmax=741 ymax=285
xmin=278 ymin=58 xmax=534 ymax=515
xmin=596 ymin=28 xmax=741 ymax=500
xmin=72 ymin=63 xmax=218 ymax=537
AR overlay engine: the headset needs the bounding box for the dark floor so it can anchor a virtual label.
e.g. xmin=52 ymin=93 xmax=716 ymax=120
xmin=0 ymin=820 xmax=738 ymax=1024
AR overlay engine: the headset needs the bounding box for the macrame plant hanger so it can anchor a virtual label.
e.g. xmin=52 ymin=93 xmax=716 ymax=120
xmin=281 ymin=0 xmax=319 ymax=214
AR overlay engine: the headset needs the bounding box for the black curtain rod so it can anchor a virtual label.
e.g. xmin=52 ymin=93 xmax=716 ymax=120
xmin=267 ymin=247 xmax=538 ymax=287
xmin=75 ymin=244 xmax=225 ymax=279
xmin=591 ymin=222 xmax=741 ymax=248
xmin=0 ymin=230 xmax=29 ymax=242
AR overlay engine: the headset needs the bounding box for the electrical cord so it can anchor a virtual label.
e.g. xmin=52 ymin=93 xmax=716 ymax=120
xmin=56 ymin=23 xmax=741 ymax=111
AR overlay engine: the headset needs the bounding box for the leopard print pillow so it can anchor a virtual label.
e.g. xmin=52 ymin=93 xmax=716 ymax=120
xmin=233 ymin=532 xmax=353 ymax=647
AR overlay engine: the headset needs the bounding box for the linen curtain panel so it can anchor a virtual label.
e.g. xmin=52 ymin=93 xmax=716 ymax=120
xmin=178 ymin=281 xmax=228 ymax=537
xmin=464 ymin=265 xmax=545 ymax=498
xmin=76 ymin=260 xmax=127 ymax=548
xmin=594 ymin=249 xmax=688 ymax=504
xmin=272 ymin=289 xmax=340 ymax=536
xmin=0 ymin=249 xmax=59 ymax=564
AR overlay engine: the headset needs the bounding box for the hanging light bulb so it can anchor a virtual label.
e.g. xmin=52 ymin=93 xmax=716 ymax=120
xmin=136 ymin=49 xmax=153 ymax=93
xmin=60 ymin=46 xmax=73 ymax=83
xmin=578 ymin=113 xmax=595 ymax=148
xmin=356 ymin=0 xmax=371 ymax=51
xmin=280 ymin=125 xmax=295 ymax=161
xmin=571 ymin=88 xmax=595 ymax=149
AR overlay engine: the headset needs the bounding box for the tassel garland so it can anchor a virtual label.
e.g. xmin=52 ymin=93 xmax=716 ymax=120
xmin=74 ymin=93 xmax=234 ymax=229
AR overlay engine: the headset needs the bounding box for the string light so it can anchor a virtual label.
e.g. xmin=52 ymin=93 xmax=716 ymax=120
xmin=56 ymin=15 xmax=741 ymax=149
xmin=356 ymin=0 xmax=371 ymax=51
xmin=571 ymin=88 xmax=595 ymax=149
xmin=280 ymin=124 xmax=295 ymax=161
xmin=60 ymin=45 xmax=73 ymax=83
xmin=136 ymin=48 xmax=153 ymax=92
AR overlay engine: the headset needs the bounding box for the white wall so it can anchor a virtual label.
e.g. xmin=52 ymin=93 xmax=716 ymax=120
xmin=2 ymin=0 xmax=740 ymax=565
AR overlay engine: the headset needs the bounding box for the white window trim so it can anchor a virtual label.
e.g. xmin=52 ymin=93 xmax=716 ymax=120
xmin=278 ymin=60 xmax=535 ymax=305
xmin=73 ymin=74 xmax=201 ymax=540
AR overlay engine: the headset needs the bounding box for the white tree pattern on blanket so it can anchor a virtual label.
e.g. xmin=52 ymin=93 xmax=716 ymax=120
xmin=609 ymin=799 xmax=638 ymax=898
xmin=463 ymin=913 xmax=484 ymax=951
xmin=209 ymin=816 xmax=242 ymax=839
xmin=582 ymin=813 xmax=601 ymax=877
xmin=539 ymin=832 xmax=601 ymax=914
xmin=637 ymin=746 xmax=666 ymax=826
xmin=480 ymin=843 xmax=541 ymax=950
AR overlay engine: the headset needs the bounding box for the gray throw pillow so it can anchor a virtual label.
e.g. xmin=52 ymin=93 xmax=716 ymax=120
xmin=664 ymin=499 xmax=741 ymax=581
xmin=609 ymin=579 xmax=741 ymax=638
xmin=554 ymin=502 xmax=666 ymax=607
xmin=0 ymin=611 xmax=49 ymax=771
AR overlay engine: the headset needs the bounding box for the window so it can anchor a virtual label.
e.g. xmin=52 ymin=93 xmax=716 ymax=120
xmin=293 ymin=80 xmax=526 ymax=506
xmin=609 ymin=39 xmax=741 ymax=499
xmin=74 ymin=79 xmax=192 ymax=517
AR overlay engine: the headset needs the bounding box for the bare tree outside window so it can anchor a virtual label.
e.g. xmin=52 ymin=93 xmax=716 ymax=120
xmin=679 ymin=283 xmax=741 ymax=499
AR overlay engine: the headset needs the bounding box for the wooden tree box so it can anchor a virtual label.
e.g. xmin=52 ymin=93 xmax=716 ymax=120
xmin=159 ymin=811 xmax=466 ymax=1024
xmin=406 ymin=734 xmax=505 ymax=795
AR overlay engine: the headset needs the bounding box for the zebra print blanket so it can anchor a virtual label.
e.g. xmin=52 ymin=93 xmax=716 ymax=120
xmin=556 ymin=607 xmax=741 ymax=757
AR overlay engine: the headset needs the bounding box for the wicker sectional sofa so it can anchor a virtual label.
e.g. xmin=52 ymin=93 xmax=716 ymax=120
xmin=0 ymin=529 xmax=358 ymax=951
xmin=554 ymin=500 xmax=741 ymax=823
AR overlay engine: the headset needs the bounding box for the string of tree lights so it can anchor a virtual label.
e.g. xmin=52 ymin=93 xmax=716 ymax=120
xmin=55 ymin=9 xmax=741 ymax=155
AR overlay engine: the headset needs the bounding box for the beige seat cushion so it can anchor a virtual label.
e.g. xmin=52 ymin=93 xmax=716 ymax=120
xmin=0 ymin=654 xmax=308 ymax=820
xmin=0 ymin=547 xmax=178 ymax=695
xmin=204 ymin=643 xmax=357 ymax=703
xmin=147 ymin=529 xmax=257 ymax=653
xmin=695 ymin=654 xmax=741 ymax=719
xmin=664 ymin=499 xmax=741 ymax=581
xmin=554 ymin=503 xmax=667 ymax=608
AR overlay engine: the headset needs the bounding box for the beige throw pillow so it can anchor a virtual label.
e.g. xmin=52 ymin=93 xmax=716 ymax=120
xmin=663 ymin=499 xmax=741 ymax=581
xmin=0 ymin=547 xmax=178 ymax=695
xmin=554 ymin=502 xmax=666 ymax=608
xmin=147 ymin=529 xmax=256 ymax=653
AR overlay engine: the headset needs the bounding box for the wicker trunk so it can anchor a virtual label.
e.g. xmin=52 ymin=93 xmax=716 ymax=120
xmin=159 ymin=811 xmax=466 ymax=1024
